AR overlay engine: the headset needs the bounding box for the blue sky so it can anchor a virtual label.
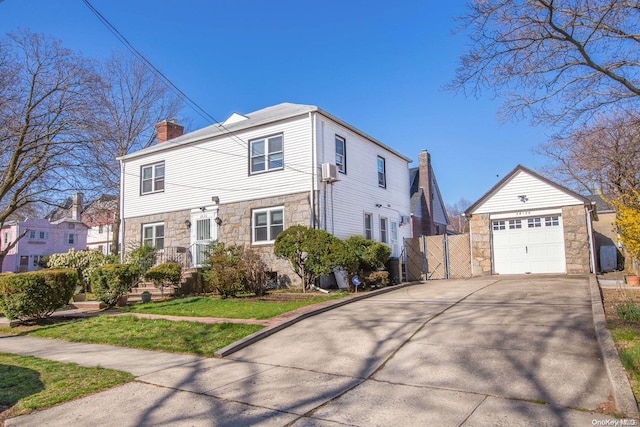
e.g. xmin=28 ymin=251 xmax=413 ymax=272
xmin=0 ymin=0 xmax=551 ymax=206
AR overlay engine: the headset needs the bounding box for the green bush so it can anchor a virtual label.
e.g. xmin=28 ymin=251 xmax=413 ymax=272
xmin=144 ymin=262 xmax=182 ymax=287
xmin=203 ymin=243 xmax=246 ymax=298
xmin=0 ymin=269 xmax=78 ymax=321
xmin=90 ymin=264 xmax=141 ymax=307
xmin=124 ymin=244 xmax=156 ymax=277
xmin=344 ymin=235 xmax=391 ymax=272
xmin=47 ymin=249 xmax=111 ymax=292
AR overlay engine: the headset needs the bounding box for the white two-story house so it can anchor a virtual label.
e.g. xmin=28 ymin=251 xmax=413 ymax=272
xmin=118 ymin=103 xmax=414 ymax=287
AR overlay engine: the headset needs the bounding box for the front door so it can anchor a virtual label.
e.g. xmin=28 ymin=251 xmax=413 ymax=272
xmin=19 ymin=256 xmax=29 ymax=272
xmin=190 ymin=208 xmax=218 ymax=267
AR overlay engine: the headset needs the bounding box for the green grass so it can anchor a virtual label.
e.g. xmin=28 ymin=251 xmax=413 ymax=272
xmin=610 ymin=325 xmax=640 ymax=400
xmin=3 ymin=316 xmax=264 ymax=356
xmin=0 ymin=353 xmax=132 ymax=422
xmin=123 ymin=294 xmax=349 ymax=319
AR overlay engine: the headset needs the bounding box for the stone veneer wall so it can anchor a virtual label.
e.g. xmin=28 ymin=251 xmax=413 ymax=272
xmin=562 ymin=205 xmax=592 ymax=274
xmin=469 ymin=214 xmax=492 ymax=276
xmin=123 ymin=191 xmax=314 ymax=288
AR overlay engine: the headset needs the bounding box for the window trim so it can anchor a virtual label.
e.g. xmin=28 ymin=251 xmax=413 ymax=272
xmin=249 ymin=133 xmax=284 ymax=175
xmin=335 ymin=135 xmax=347 ymax=174
xmin=142 ymin=222 xmax=165 ymax=250
xmin=252 ymin=206 xmax=284 ymax=244
xmin=380 ymin=217 xmax=388 ymax=244
xmin=377 ymin=156 xmax=386 ymax=188
xmin=66 ymin=233 xmax=76 ymax=245
xmin=364 ymin=212 xmax=373 ymax=240
xmin=140 ymin=161 xmax=165 ymax=195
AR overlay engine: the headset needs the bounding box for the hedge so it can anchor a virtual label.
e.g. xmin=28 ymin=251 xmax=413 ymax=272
xmin=0 ymin=269 xmax=78 ymax=321
xmin=90 ymin=263 xmax=141 ymax=307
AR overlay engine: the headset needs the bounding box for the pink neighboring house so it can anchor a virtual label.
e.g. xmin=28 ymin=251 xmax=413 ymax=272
xmin=1 ymin=194 xmax=88 ymax=273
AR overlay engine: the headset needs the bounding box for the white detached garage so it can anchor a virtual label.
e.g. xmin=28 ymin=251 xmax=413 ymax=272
xmin=464 ymin=165 xmax=597 ymax=276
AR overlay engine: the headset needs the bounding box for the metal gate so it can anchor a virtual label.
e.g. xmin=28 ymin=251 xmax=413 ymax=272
xmin=405 ymin=234 xmax=471 ymax=280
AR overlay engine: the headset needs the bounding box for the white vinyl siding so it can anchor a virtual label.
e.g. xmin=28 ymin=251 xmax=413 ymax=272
xmin=473 ymin=170 xmax=585 ymax=214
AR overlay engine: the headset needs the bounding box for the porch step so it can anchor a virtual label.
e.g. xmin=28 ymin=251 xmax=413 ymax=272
xmin=128 ymin=284 xmax=175 ymax=303
xmin=70 ymin=300 xmax=106 ymax=310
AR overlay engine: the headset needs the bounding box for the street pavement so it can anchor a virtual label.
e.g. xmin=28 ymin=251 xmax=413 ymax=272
xmin=2 ymin=275 xmax=635 ymax=426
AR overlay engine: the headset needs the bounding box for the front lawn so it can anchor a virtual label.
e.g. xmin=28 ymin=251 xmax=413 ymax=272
xmin=123 ymin=292 xmax=349 ymax=319
xmin=0 ymin=353 xmax=132 ymax=423
xmin=1 ymin=316 xmax=264 ymax=356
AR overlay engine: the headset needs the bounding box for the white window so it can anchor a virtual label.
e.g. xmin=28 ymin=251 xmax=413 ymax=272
xmin=335 ymin=135 xmax=346 ymax=173
xmin=67 ymin=233 xmax=76 ymax=245
xmin=98 ymin=225 xmax=104 ymax=234
xmin=253 ymin=207 xmax=284 ymax=243
xmin=68 ymin=223 xmax=75 ymax=229
xmin=364 ymin=213 xmax=373 ymax=240
xmin=32 ymin=255 xmax=43 ymax=267
xmin=528 ymin=218 xmax=542 ymax=228
xmin=2 ymin=231 xmax=8 ymax=249
xmin=29 ymin=230 xmax=36 ymax=239
xmin=492 ymin=221 xmax=506 ymax=231
xmin=143 ymin=222 xmax=165 ymax=249
xmin=377 ymin=156 xmax=386 ymax=188
xmin=28 ymin=230 xmax=48 ymax=240
xmin=250 ymin=134 xmax=284 ymax=174
xmin=390 ymin=220 xmax=398 ymax=256
xmin=380 ymin=217 xmax=388 ymax=243
xmin=141 ymin=162 xmax=165 ymax=194
xmin=545 ymin=216 xmax=559 ymax=227
xmin=508 ymin=220 xmax=522 ymax=229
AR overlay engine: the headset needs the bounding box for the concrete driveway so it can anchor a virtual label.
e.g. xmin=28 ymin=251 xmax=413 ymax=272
xmin=6 ymin=276 xmax=621 ymax=426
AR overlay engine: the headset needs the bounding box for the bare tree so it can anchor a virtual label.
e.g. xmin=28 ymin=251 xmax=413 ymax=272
xmin=446 ymin=198 xmax=472 ymax=234
xmin=450 ymin=0 xmax=640 ymax=127
xmin=77 ymin=52 xmax=182 ymax=255
xmin=0 ymin=31 xmax=94 ymax=269
xmin=539 ymin=111 xmax=640 ymax=197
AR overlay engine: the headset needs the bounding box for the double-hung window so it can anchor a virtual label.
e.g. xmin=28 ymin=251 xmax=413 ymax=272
xmin=364 ymin=213 xmax=373 ymax=240
xmin=67 ymin=233 xmax=76 ymax=245
xmin=380 ymin=217 xmax=388 ymax=243
xmin=250 ymin=134 xmax=284 ymax=174
xmin=377 ymin=156 xmax=386 ymax=188
xmin=335 ymin=135 xmax=346 ymax=173
xmin=253 ymin=207 xmax=284 ymax=243
xmin=143 ymin=222 xmax=165 ymax=250
xmin=141 ymin=162 xmax=165 ymax=194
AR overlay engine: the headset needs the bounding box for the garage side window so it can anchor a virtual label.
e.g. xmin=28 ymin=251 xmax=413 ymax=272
xmin=508 ymin=220 xmax=521 ymax=229
xmin=492 ymin=220 xmax=505 ymax=230
xmin=527 ymin=218 xmax=542 ymax=228
xmin=545 ymin=216 xmax=559 ymax=226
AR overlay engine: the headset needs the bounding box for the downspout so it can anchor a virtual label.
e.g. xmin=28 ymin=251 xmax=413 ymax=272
xmin=464 ymin=213 xmax=475 ymax=277
xmin=119 ymin=160 xmax=126 ymax=262
xmin=586 ymin=203 xmax=597 ymax=273
xmin=309 ymin=112 xmax=317 ymax=229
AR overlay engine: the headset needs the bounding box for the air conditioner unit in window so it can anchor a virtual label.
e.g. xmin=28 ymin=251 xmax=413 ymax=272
xmin=321 ymin=163 xmax=339 ymax=183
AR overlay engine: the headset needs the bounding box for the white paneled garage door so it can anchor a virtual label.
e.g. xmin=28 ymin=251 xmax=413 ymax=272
xmin=492 ymin=215 xmax=566 ymax=274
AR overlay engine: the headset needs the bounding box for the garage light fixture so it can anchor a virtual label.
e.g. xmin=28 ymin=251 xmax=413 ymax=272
xmin=518 ymin=195 xmax=529 ymax=203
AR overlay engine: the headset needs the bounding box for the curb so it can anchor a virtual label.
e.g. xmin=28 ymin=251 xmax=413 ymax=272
xmin=591 ymin=274 xmax=640 ymax=418
xmin=214 ymin=281 xmax=421 ymax=358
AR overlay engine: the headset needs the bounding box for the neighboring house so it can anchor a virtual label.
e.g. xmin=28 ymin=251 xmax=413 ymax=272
xmin=464 ymin=165 xmax=597 ymax=276
xmin=409 ymin=150 xmax=449 ymax=236
xmin=587 ymin=194 xmax=623 ymax=272
xmin=82 ymin=195 xmax=118 ymax=255
xmin=118 ymin=103 xmax=415 ymax=287
xmin=1 ymin=193 xmax=88 ymax=272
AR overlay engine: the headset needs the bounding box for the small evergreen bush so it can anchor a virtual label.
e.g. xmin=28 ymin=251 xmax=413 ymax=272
xmin=90 ymin=263 xmax=141 ymax=307
xmin=144 ymin=262 xmax=182 ymax=287
xmin=0 ymin=269 xmax=78 ymax=321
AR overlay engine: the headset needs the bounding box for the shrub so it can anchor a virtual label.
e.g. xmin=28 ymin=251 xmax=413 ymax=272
xmin=242 ymin=247 xmax=268 ymax=296
xmin=47 ymin=249 xmax=111 ymax=292
xmin=0 ymin=269 xmax=78 ymax=321
xmin=203 ymin=243 xmax=246 ymax=298
xmin=90 ymin=264 xmax=141 ymax=307
xmin=144 ymin=262 xmax=182 ymax=298
xmin=124 ymin=244 xmax=157 ymax=277
xmin=364 ymin=270 xmax=390 ymax=287
xmin=344 ymin=235 xmax=391 ymax=272
xmin=274 ymin=226 xmax=354 ymax=291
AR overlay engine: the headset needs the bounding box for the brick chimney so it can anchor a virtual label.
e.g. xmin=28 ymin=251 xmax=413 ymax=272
xmin=72 ymin=192 xmax=83 ymax=221
xmin=418 ymin=150 xmax=435 ymax=235
xmin=156 ymin=120 xmax=184 ymax=144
